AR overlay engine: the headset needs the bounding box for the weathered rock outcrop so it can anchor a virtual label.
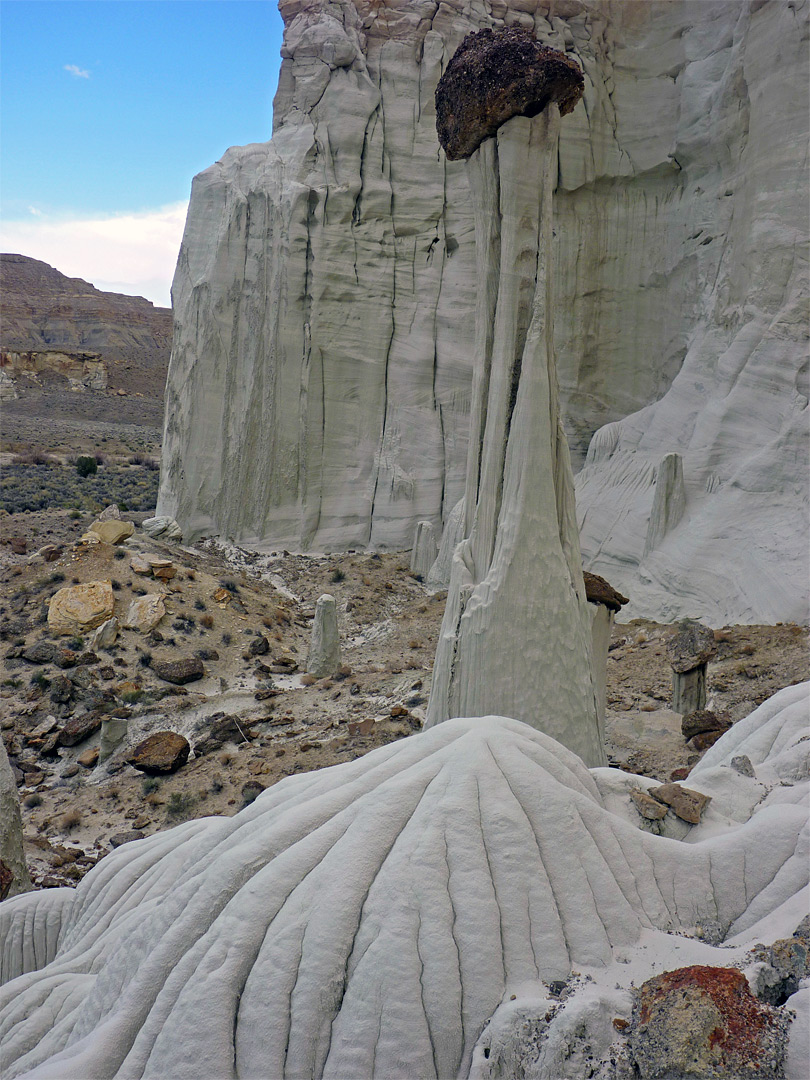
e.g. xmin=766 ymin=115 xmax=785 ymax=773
xmin=0 ymin=349 xmax=107 ymax=392
xmin=1 ymin=687 xmax=807 ymax=1078
xmin=159 ymin=1 xmax=808 ymax=624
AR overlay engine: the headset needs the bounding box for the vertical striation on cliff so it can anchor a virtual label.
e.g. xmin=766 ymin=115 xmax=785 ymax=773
xmin=159 ymin=1 xmax=808 ymax=624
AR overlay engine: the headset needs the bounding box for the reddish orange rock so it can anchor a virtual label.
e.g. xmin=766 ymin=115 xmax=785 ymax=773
xmin=631 ymin=965 xmax=785 ymax=1079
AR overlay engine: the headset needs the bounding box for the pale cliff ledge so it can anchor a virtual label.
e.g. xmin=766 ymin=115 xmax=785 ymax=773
xmin=159 ymin=0 xmax=809 ymax=623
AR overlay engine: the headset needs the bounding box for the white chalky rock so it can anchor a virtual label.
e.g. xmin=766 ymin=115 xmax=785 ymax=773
xmin=99 ymin=717 xmax=129 ymax=763
xmin=0 ymin=740 xmax=30 ymax=899
xmin=0 ymin=689 xmax=807 ymax=1080
xmin=89 ymin=616 xmax=118 ymax=651
xmin=307 ymin=593 xmax=341 ymax=677
xmin=409 ymin=519 xmax=438 ymax=579
xmin=141 ymin=516 xmax=182 ymax=542
xmin=427 ymin=496 xmax=465 ymax=590
xmin=426 ymin=109 xmax=603 ymax=768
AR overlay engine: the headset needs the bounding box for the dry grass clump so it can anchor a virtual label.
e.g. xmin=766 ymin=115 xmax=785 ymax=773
xmin=59 ymin=808 xmax=82 ymax=832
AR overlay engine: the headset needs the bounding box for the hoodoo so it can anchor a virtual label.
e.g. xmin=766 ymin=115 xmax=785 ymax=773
xmin=426 ymin=30 xmax=604 ymax=768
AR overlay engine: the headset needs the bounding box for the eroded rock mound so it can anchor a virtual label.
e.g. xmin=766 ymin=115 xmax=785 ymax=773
xmin=436 ymin=28 xmax=584 ymax=160
xmin=1 ymin=692 xmax=807 ymax=1079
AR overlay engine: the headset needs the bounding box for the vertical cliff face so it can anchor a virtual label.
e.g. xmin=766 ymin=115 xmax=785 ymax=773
xmin=159 ymin=1 xmax=808 ymax=622
xmin=574 ymin=0 xmax=810 ymax=624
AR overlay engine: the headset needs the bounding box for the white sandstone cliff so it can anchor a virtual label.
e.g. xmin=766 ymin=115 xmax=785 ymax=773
xmin=158 ymin=0 xmax=808 ymax=623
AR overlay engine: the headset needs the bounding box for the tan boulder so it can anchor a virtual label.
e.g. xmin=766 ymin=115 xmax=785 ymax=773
xmin=87 ymin=519 xmax=135 ymax=545
xmin=124 ymin=594 xmax=166 ymax=633
xmin=130 ymin=554 xmax=152 ymax=575
xmin=48 ymin=581 xmax=115 ymax=636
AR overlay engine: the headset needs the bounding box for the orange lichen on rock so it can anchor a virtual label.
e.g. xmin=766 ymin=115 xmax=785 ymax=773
xmin=631 ymin=965 xmax=786 ymax=1079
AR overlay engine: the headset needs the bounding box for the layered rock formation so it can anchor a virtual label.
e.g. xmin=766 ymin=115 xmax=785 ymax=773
xmin=1 ymin=686 xmax=807 ymax=1078
xmin=0 ymin=349 xmax=107 ymax=394
xmin=159 ymin=1 xmax=807 ymax=623
xmin=0 ymin=254 xmax=171 ymax=399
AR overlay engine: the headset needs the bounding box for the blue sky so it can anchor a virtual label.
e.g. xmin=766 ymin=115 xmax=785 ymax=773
xmin=1 ymin=0 xmax=285 ymax=305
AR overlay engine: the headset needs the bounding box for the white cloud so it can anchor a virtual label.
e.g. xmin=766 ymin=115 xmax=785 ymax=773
xmin=0 ymin=203 xmax=188 ymax=308
xmin=64 ymin=64 xmax=90 ymax=78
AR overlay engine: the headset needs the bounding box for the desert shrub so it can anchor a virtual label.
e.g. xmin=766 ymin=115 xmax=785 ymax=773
xmin=59 ymin=809 xmax=82 ymax=831
xmin=113 ymin=549 xmax=126 ymax=560
xmin=194 ymin=599 xmax=206 ymax=611
xmin=200 ymin=613 xmax=214 ymax=629
xmin=128 ymin=453 xmax=159 ymax=470
xmin=76 ymin=456 xmax=98 ymax=477
xmin=0 ymin=463 xmax=159 ymax=514
xmin=120 ymin=688 xmax=144 ymax=704
xmin=166 ymin=791 xmax=197 ymax=820
xmin=12 ymin=449 xmax=54 ymax=466
xmin=23 ymin=793 xmax=43 ymax=808
xmin=141 ymin=776 xmax=161 ymax=796
xmin=330 ymin=567 xmax=346 ymax=583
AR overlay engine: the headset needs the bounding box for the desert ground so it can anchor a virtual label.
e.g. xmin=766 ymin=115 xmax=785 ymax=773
xmin=2 ymin=485 xmax=806 ymax=891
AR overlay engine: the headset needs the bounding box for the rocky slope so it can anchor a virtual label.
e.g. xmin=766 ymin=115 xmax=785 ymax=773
xmin=158 ymin=0 xmax=808 ymax=625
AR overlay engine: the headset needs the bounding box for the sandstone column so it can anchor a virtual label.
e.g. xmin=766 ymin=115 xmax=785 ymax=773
xmin=307 ymin=594 xmax=341 ymax=678
xmin=426 ymin=29 xmax=606 ymax=767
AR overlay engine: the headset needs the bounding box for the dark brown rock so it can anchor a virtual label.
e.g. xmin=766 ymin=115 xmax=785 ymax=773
xmin=108 ymin=830 xmax=145 ymax=848
xmin=150 ymin=656 xmax=204 ymax=685
xmin=689 ymin=729 xmax=726 ymax=752
xmin=23 ymin=641 xmax=76 ymax=668
xmin=681 ymin=709 xmax=731 ymax=741
xmin=127 ymin=731 xmax=189 ymax=775
xmin=650 ymin=782 xmax=711 ymax=825
xmin=666 ymin=623 xmax=717 ymax=674
xmin=58 ymin=712 xmax=103 ymax=747
xmin=0 ymin=859 xmax=13 ymax=901
xmin=435 ymin=27 xmax=584 ymax=160
xmin=49 ymin=675 xmax=73 ymax=704
xmin=583 ymin=572 xmax=629 ymax=613
xmin=630 ymin=965 xmax=785 ymax=1078
xmin=193 ymin=713 xmax=255 ymax=755
xmin=241 ymin=780 xmax=265 ymax=805
xmin=249 ymin=635 xmax=270 ymax=656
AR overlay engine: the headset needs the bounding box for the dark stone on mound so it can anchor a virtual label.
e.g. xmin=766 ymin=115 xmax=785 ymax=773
xmin=583 ymin=571 xmax=629 ymax=612
xmin=667 ymin=623 xmax=717 ymax=674
xmin=681 ymin=709 xmax=731 ymax=741
xmin=58 ymin=711 xmax=103 ymax=747
xmin=435 ymin=27 xmax=584 ymax=160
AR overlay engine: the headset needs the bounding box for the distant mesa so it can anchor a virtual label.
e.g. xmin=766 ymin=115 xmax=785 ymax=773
xmin=0 ymin=253 xmax=171 ymax=401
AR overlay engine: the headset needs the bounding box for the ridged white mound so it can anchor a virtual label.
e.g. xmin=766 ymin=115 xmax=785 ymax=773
xmin=2 ymin=696 xmax=807 ymax=1080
